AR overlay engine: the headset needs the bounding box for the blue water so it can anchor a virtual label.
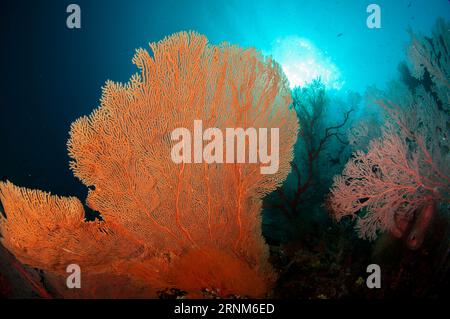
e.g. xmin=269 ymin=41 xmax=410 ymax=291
xmin=0 ymin=0 xmax=448 ymax=198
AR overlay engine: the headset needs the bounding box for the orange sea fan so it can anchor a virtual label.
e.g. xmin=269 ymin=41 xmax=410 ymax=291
xmin=1 ymin=31 xmax=298 ymax=298
xmin=0 ymin=181 xmax=142 ymax=274
xmin=0 ymin=181 xmax=157 ymax=298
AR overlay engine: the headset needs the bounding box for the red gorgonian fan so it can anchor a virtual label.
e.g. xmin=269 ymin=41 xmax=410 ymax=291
xmin=0 ymin=31 xmax=298 ymax=298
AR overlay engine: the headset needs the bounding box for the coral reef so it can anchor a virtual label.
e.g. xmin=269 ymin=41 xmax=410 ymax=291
xmin=327 ymin=19 xmax=449 ymax=247
xmin=0 ymin=32 xmax=298 ymax=298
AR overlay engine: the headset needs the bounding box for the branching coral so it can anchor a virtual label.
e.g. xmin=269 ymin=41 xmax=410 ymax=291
xmin=328 ymin=82 xmax=449 ymax=245
xmin=328 ymin=128 xmax=447 ymax=241
xmin=408 ymin=18 xmax=450 ymax=92
xmin=0 ymin=32 xmax=298 ymax=298
xmin=0 ymin=181 xmax=143 ymax=276
xmin=264 ymin=80 xmax=353 ymax=233
xmin=328 ymin=20 xmax=450 ymax=246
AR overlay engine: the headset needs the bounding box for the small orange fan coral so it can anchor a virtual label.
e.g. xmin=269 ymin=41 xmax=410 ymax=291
xmin=0 ymin=181 xmax=136 ymax=272
xmin=0 ymin=31 xmax=298 ymax=298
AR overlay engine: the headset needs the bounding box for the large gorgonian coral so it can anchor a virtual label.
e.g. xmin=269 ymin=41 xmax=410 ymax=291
xmin=0 ymin=32 xmax=298 ymax=298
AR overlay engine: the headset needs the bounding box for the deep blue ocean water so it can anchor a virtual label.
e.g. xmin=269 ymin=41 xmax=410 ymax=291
xmin=0 ymin=0 xmax=448 ymax=202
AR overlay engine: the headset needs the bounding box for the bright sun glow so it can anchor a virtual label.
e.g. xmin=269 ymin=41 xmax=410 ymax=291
xmin=269 ymin=36 xmax=344 ymax=90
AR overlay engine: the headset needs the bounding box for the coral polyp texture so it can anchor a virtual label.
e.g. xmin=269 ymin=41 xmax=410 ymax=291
xmin=0 ymin=31 xmax=299 ymax=298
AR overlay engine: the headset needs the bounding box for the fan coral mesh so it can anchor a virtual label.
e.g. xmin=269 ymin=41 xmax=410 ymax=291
xmin=0 ymin=32 xmax=298 ymax=297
